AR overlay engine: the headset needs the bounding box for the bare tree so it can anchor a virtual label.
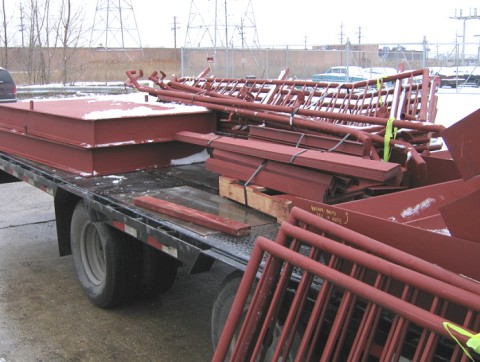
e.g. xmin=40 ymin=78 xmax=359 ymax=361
xmin=22 ymin=0 xmax=86 ymax=84
xmin=24 ymin=0 xmax=44 ymax=83
xmin=57 ymin=0 xmax=85 ymax=84
xmin=1 ymin=0 xmax=10 ymax=68
xmin=22 ymin=0 xmax=59 ymax=84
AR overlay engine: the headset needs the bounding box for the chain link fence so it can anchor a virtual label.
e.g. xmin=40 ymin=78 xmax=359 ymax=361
xmin=179 ymin=41 xmax=480 ymax=80
xmin=5 ymin=41 xmax=480 ymax=85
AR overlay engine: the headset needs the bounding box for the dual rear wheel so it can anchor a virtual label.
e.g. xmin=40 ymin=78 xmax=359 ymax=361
xmin=70 ymin=200 xmax=179 ymax=307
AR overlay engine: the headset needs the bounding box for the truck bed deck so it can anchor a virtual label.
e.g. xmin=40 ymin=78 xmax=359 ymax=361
xmin=0 ymin=151 xmax=280 ymax=271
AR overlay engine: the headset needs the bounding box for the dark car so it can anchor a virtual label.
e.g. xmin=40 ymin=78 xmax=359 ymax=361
xmin=0 ymin=68 xmax=16 ymax=102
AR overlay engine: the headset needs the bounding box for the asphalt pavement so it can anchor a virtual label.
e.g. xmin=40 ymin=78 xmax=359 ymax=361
xmin=0 ymin=181 xmax=232 ymax=361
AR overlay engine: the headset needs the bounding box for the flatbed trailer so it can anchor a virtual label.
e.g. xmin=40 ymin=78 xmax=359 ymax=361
xmin=0 ymin=150 xmax=277 ymax=274
xmin=2 ymin=68 xmax=480 ymax=360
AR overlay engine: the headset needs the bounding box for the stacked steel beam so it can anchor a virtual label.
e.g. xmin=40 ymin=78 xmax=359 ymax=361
xmin=126 ymin=68 xmax=444 ymax=203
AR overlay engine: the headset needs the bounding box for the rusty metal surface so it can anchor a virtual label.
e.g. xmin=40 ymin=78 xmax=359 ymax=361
xmin=0 ymin=97 xmax=216 ymax=147
xmin=213 ymin=207 xmax=480 ymax=361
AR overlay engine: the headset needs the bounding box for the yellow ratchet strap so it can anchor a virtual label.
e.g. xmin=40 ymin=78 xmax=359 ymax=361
xmin=383 ymin=117 xmax=397 ymax=162
xmin=376 ymin=76 xmax=388 ymax=106
xmin=443 ymin=322 xmax=480 ymax=361
xmin=376 ymin=78 xmax=384 ymax=106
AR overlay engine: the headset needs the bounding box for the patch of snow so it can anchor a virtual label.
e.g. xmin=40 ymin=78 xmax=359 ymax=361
xmin=83 ymin=106 xmax=167 ymax=120
xmin=428 ymin=228 xmax=451 ymax=236
xmin=82 ymin=102 xmax=211 ymax=120
xmin=95 ymin=140 xmax=136 ymax=147
xmin=103 ymin=175 xmax=125 ymax=185
xmin=400 ymin=197 xmax=436 ymax=219
xmin=170 ymin=149 xmax=210 ymax=166
xmin=103 ymin=175 xmax=126 ymax=180
xmin=435 ymin=88 xmax=480 ymax=128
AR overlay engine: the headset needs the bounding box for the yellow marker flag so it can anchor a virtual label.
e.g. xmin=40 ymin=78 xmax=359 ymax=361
xmin=443 ymin=322 xmax=480 ymax=361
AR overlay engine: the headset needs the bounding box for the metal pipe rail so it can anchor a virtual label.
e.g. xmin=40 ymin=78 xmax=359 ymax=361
xmin=213 ymin=207 xmax=480 ymax=361
xmin=169 ymin=68 xmax=436 ymax=123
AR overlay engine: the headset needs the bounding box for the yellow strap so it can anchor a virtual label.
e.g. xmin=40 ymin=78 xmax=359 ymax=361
xmin=443 ymin=322 xmax=480 ymax=361
xmin=376 ymin=76 xmax=388 ymax=107
xmin=383 ymin=117 xmax=397 ymax=162
xmin=376 ymin=78 xmax=384 ymax=106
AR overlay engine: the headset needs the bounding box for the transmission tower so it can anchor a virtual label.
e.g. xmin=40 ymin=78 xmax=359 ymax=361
xmin=184 ymin=0 xmax=260 ymax=48
xmin=450 ymin=8 xmax=480 ymax=64
xmin=89 ymin=0 xmax=143 ymax=50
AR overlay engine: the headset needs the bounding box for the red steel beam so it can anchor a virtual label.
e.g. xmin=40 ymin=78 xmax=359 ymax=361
xmin=134 ymin=195 xmax=251 ymax=236
xmin=176 ymin=131 xmax=402 ymax=183
xmin=0 ymin=97 xmax=216 ymax=148
xmin=293 ymin=191 xmax=480 ymax=283
xmin=211 ymin=148 xmax=338 ymax=191
xmin=287 ymin=207 xmax=480 ymax=294
xmin=206 ymin=158 xmax=330 ymax=202
xmin=0 ymin=128 xmax=201 ymax=176
xmin=248 ymin=125 xmax=373 ymax=158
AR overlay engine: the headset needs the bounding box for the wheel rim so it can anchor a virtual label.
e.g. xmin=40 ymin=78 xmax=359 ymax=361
xmin=80 ymin=222 xmax=106 ymax=286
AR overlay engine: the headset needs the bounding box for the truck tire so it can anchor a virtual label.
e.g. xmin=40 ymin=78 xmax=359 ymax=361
xmin=211 ymin=270 xmax=244 ymax=351
xmin=70 ymin=201 xmax=142 ymax=307
xmin=139 ymin=244 xmax=179 ymax=297
xmin=211 ymin=270 xmax=301 ymax=360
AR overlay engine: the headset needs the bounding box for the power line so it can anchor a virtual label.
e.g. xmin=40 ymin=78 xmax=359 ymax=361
xmin=89 ymin=0 xmax=143 ymax=50
xmin=450 ymin=8 xmax=480 ymax=64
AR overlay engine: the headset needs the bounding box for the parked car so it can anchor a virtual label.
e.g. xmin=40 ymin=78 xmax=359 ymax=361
xmin=312 ymin=66 xmax=368 ymax=83
xmin=429 ymin=67 xmax=465 ymax=88
xmin=363 ymin=67 xmax=398 ymax=78
xmin=454 ymin=66 xmax=480 ymax=87
xmin=0 ymin=68 xmax=17 ymax=102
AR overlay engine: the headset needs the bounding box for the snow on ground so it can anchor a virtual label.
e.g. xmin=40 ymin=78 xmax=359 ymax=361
xmin=435 ymin=87 xmax=480 ymax=128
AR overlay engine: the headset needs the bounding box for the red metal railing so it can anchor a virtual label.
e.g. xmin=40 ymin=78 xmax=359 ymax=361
xmin=125 ymin=68 xmax=444 ymax=198
xmin=213 ymin=207 xmax=480 ymax=361
xmin=168 ymin=68 xmax=436 ymax=124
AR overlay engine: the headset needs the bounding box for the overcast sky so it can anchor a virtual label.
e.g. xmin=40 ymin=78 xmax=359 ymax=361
xmin=7 ymin=0 xmax=480 ymax=50
xmin=106 ymin=0 xmax=480 ymax=48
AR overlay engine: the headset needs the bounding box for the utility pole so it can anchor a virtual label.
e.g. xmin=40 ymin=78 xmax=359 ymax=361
xmin=19 ymin=3 xmax=25 ymax=47
xmin=357 ymin=26 xmax=362 ymax=44
xmin=339 ymin=23 xmax=344 ymax=44
xmin=171 ymin=16 xmax=180 ymax=48
xmin=450 ymin=8 xmax=480 ymax=65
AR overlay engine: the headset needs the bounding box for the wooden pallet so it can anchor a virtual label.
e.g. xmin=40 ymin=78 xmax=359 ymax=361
xmin=219 ymin=176 xmax=294 ymax=222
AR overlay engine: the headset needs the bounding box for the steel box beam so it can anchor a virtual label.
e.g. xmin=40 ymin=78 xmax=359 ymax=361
xmin=0 ymin=129 xmax=202 ymax=176
xmin=0 ymin=98 xmax=216 ymax=148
